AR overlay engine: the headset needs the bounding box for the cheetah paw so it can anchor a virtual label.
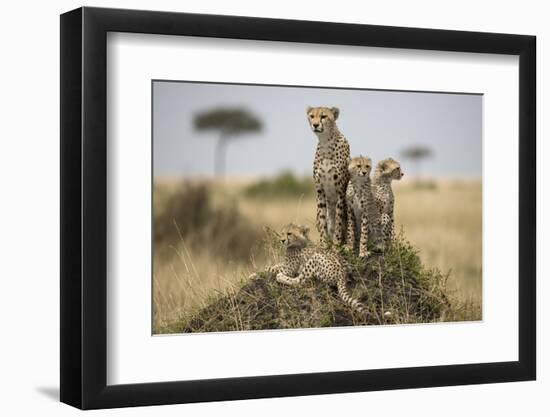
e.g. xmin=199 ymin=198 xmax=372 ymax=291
xmin=275 ymin=273 xmax=286 ymax=284
xmin=359 ymin=250 xmax=370 ymax=259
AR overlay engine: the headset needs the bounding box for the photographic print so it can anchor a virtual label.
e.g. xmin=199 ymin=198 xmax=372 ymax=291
xmin=61 ymin=9 xmax=536 ymax=407
xmin=152 ymin=81 xmax=482 ymax=334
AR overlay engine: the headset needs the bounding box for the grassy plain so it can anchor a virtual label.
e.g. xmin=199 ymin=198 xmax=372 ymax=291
xmin=153 ymin=176 xmax=481 ymax=333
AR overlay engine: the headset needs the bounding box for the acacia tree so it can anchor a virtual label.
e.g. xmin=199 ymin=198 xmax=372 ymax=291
xmin=194 ymin=108 xmax=262 ymax=178
xmin=400 ymin=145 xmax=433 ymax=180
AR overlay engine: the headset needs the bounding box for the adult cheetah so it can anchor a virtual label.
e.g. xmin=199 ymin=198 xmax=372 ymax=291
xmin=307 ymin=106 xmax=350 ymax=246
xmin=268 ymin=223 xmax=366 ymax=315
xmin=372 ymin=158 xmax=404 ymax=249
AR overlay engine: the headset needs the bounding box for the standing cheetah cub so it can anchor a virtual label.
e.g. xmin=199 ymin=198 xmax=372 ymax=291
xmin=307 ymin=106 xmax=350 ymax=246
xmin=268 ymin=223 xmax=366 ymax=315
xmin=372 ymin=158 xmax=404 ymax=249
xmin=346 ymin=156 xmax=377 ymax=258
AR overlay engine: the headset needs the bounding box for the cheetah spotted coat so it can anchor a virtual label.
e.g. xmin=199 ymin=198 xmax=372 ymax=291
xmin=269 ymin=224 xmax=366 ymax=314
xmin=307 ymin=107 xmax=350 ymax=246
xmin=372 ymin=158 xmax=404 ymax=249
xmin=346 ymin=171 xmax=379 ymax=257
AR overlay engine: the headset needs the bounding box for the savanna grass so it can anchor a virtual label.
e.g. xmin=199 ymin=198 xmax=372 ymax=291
xmin=160 ymin=231 xmax=452 ymax=334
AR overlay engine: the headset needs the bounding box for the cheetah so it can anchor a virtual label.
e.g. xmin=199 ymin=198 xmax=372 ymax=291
xmin=268 ymin=223 xmax=366 ymax=314
xmin=307 ymin=106 xmax=350 ymax=246
xmin=372 ymin=158 xmax=404 ymax=249
xmin=346 ymin=156 xmax=378 ymax=258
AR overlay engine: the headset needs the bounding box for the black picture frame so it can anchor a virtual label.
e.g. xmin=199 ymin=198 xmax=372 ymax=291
xmin=60 ymin=6 xmax=536 ymax=410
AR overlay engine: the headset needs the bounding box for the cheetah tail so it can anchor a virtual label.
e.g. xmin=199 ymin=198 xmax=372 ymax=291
xmin=336 ymin=278 xmax=367 ymax=316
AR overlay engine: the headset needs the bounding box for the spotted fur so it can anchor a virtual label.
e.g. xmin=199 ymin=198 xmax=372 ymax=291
xmin=268 ymin=223 xmax=366 ymax=314
xmin=372 ymin=158 xmax=404 ymax=249
xmin=346 ymin=156 xmax=378 ymax=258
xmin=307 ymin=106 xmax=350 ymax=246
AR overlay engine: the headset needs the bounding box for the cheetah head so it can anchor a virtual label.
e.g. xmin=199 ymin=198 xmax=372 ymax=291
xmin=348 ymin=155 xmax=372 ymax=180
xmin=279 ymin=223 xmax=310 ymax=249
xmin=376 ymin=158 xmax=404 ymax=180
xmin=306 ymin=106 xmax=339 ymax=134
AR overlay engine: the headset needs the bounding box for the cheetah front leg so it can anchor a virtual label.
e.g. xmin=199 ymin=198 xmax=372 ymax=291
xmin=276 ymin=273 xmax=304 ymax=285
xmin=359 ymin=212 xmax=370 ymax=258
xmin=267 ymin=263 xmax=285 ymax=276
xmin=315 ymin=186 xmax=329 ymax=247
xmin=334 ymin=192 xmax=346 ymax=245
xmin=346 ymin=201 xmax=356 ymax=252
xmin=379 ymin=213 xmax=392 ymax=251
xmin=249 ymin=263 xmax=288 ymax=280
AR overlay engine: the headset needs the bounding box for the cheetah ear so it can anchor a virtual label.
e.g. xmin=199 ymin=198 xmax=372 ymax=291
xmin=300 ymin=225 xmax=310 ymax=236
xmin=306 ymin=106 xmax=313 ymax=114
xmin=384 ymin=159 xmax=395 ymax=173
xmin=330 ymin=107 xmax=340 ymax=120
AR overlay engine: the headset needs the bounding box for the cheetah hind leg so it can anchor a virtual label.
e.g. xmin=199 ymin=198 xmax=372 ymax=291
xmin=336 ymin=277 xmax=367 ymax=316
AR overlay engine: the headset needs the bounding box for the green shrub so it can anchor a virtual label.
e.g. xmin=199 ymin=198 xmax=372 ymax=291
xmin=154 ymin=182 xmax=262 ymax=262
xmin=243 ymin=171 xmax=314 ymax=199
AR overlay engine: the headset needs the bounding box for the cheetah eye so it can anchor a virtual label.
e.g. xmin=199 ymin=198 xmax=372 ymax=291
xmin=287 ymin=232 xmax=292 ymax=236
xmin=309 ymin=114 xmax=314 ymax=118
xmin=320 ymin=114 xmax=327 ymax=119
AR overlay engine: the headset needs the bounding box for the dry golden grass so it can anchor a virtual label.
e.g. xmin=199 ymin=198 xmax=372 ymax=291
xmin=153 ymin=178 xmax=482 ymax=332
xmin=394 ymin=181 xmax=482 ymax=305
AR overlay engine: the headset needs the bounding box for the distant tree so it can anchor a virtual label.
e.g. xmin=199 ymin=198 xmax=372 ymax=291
xmin=401 ymin=145 xmax=433 ymax=179
xmin=194 ymin=107 xmax=262 ymax=177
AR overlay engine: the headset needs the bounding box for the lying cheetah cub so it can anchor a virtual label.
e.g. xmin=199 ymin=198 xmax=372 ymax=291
xmin=346 ymin=156 xmax=377 ymax=258
xmin=268 ymin=223 xmax=366 ymax=314
xmin=372 ymin=158 xmax=404 ymax=249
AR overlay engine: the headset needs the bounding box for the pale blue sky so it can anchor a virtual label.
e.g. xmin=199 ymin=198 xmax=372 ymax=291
xmin=153 ymin=81 xmax=482 ymax=178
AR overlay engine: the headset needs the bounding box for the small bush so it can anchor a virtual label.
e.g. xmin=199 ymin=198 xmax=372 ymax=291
xmin=243 ymin=171 xmax=314 ymax=199
xmin=160 ymin=232 xmax=453 ymax=334
xmin=154 ymin=182 xmax=262 ymax=262
xmin=154 ymin=182 xmax=211 ymax=245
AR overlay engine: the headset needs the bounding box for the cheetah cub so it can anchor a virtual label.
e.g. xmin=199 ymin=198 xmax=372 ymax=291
xmin=372 ymin=158 xmax=404 ymax=249
xmin=307 ymin=106 xmax=351 ymax=246
xmin=346 ymin=156 xmax=377 ymax=258
xmin=268 ymin=223 xmax=366 ymax=314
